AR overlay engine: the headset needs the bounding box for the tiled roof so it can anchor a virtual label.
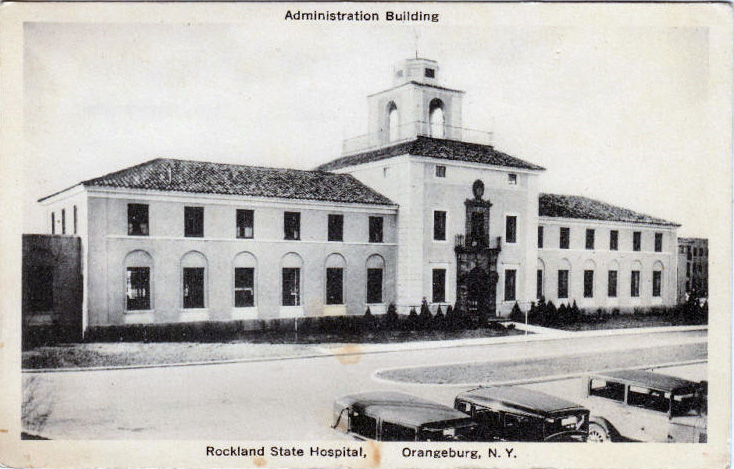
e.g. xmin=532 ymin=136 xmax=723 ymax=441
xmin=539 ymin=193 xmax=680 ymax=227
xmin=42 ymin=158 xmax=395 ymax=206
xmin=316 ymin=136 xmax=545 ymax=172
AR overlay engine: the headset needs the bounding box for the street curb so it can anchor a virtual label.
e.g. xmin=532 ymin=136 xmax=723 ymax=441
xmin=371 ymin=358 xmax=708 ymax=388
xmin=23 ymin=324 xmax=707 ymax=374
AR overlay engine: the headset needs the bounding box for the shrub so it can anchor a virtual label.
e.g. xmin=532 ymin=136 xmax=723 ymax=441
xmin=434 ymin=305 xmax=445 ymax=329
xmin=419 ymin=299 xmax=432 ymax=329
xmin=385 ymin=302 xmax=399 ymax=329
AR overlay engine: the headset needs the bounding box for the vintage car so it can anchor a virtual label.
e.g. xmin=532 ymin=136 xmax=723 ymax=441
xmin=333 ymin=391 xmax=478 ymax=441
xmin=583 ymin=370 xmax=707 ymax=443
xmin=454 ymin=386 xmax=590 ymax=442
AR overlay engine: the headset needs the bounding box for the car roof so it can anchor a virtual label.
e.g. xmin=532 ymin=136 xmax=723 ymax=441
xmin=455 ymin=386 xmax=586 ymax=416
xmin=591 ymin=370 xmax=699 ymax=393
xmin=335 ymin=391 xmax=473 ymax=428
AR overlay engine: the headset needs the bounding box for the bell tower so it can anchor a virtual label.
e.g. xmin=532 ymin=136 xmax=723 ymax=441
xmin=365 ymin=58 xmax=465 ymax=146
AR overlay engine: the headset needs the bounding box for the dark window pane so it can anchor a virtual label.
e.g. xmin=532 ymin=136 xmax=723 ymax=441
xmin=126 ymin=267 xmax=150 ymax=310
xmin=560 ymin=227 xmax=570 ymax=249
xmin=328 ymin=214 xmax=344 ymax=242
xmin=536 ymin=269 xmax=543 ymax=299
xmin=234 ymin=267 xmax=254 ymax=307
xmin=435 ymin=165 xmax=446 ymax=178
xmin=610 ymin=230 xmax=618 ymax=250
xmin=433 ymin=211 xmax=446 ymax=241
xmin=558 ymin=270 xmax=569 ymax=299
xmin=128 ymin=204 xmax=150 ymax=236
xmin=505 ymin=269 xmax=516 ymax=301
xmin=326 ymin=268 xmax=344 ymax=305
xmin=584 ymin=270 xmax=594 ymax=298
xmin=237 ymin=209 xmax=254 ymax=239
xmin=73 ymin=205 xmax=78 ymax=234
xmin=282 ymin=268 xmax=300 ymax=306
xmin=432 ymin=269 xmax=446 ymax=303
xmin=183 ymin=267 xmax=205 ymax=308
xmin=538 ymin=226 xmax=544 ymax=248
xmin=506 ymin=216 xmax=517 ymax=243
xmin=586 ymin=229 xmax=595 ymax=250
xmin=470 ymin=212 xmax=485 ymax=245
xmin=590 ymin=379 xmax=625 ymax=402
xmin=424 ymin=68 xmax=435 ymax=78
xmin=608 ymin=270 xmax=618 ymax=297
xmin=631 ymin=270 xmax=640 ymax=297
xmin=51 ymin=213 xmax=55 ymax=234
xmin=655 ymin=233 xmax=663 ymax=252
xmin=367 ymin=268 xmax=383 ymax=304
xmin=633 ymin=232 xmax=641 ymax=251
xmin=369 ymin=216 xmax=383 ymax=243
xmin=27 ymin=265 xmax=54 ymax=311
xmin=653 ymin=270 xmax=662 ymax=297
xmin=184 ymin=206 xmax=204 ymax=238
xmin=61 ymin=209 xmax=66 ymax=235
xmin=284 ymin=212 xmax=300 ymax=240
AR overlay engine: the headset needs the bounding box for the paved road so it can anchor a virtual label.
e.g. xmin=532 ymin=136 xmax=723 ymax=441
xmin=24 ymin=329 xmax=706 ymax=440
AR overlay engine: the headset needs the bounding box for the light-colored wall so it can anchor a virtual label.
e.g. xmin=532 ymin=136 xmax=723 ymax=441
xmin=76 ymin=190 xmax=398 ymax=327
xmin=341 ymin=156 xmax=541 ymax=315
xmin=538 ymin=218 xmax=678 ymax=309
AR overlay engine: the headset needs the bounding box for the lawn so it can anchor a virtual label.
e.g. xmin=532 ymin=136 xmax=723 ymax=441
xmin=22 ymin=326 xmax=523 ymax=370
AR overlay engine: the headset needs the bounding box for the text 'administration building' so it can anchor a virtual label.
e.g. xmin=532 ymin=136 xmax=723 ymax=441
xmin=37 ymin=58 xmax=679 ymax=332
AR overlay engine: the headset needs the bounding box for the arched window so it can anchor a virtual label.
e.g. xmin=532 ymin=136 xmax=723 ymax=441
xmin=366 ymin=255 xmax=385 ymax=304
xmin=429 ymin=99 xmax=445 ymax=138
xmin=124 ymin=250 xmax=153 ymax=311
xmin=181 ymin=251 xmax=207 ymax=309
xmin=234 ymin=252 xmax=257 ymax=308
xmin=281 ymin=253 xmax=303 ymax=307
xmin=387 ymin=102 xmax=399 ymax=142
xmin=325 ymin=253 xmax=346 ymax=305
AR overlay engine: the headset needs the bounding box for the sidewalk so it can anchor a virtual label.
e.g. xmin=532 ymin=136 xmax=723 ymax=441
xmin=24 ymin=324 xmax=707 ymax=374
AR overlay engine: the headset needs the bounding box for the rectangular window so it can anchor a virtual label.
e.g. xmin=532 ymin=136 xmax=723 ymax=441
xmin=369 ymin=216 xmax=383 ymax=243
xmin=234 ymin=267 xmax=255 ymax=307
xmin=536 ymin=269 xmax=543 ymax=299
xmin=284 ymin=212 xmax=301 ymax=240
xmin=367 ymin=268 xmax=383 ymax=304
xmin=585 ymin=229 xmax=595 ymax=250
xmin=27 ymin=265 xmax=54 ymax=312
xmin=504 ymin=269 xmax=516 ymax=302
xmin=560 ymin=227 xmax=570 ymax=249
xmin=51 ymin=212 xmax=55 ymax=234
xmin=432 ymin=269 xmax=446 ymax=303
xmin=73 ymin=205 xmax=78 ymax=234
xmin=328 ymin=214 xmax=344 ymax=242
xmin=433 ymin=211 xmax=446 ymax=241
xmin=655 ymin=233 xmax=663 ymax=252
xmin=435 ymin=165 xmax=446 ymax=178
xmin=183 ymin=267 xmax=205 ymax=309
xmin=61 ymin=209 xmax=66 ymax=234
xmin=631 ymin=270 xmax=640 ymax=297
xmin=537 ymin=226 xmax=544 ymax=248
xmin=652 ymin=270 xmax=662 ymax=297
xmin=184 ymin=206 xmax=204 ymax=238
xmin=424 ymin=68 xmax=435 ymax=78
xmin=584 ymin=270 xmax=594 ymax=298
xmin=608 ymin=270 xmax=618 ymax=297
xmin=126 ymin=267 xmax=150 ymax=311
xmin=558 ymin=270 xmax=569 ymax=299
xmin=282 ymin=268 xmax=300 ymax=306
xmin=471 ymin=212 xmax=485 ymax=244
xmin=505 ymin=216 xmax=517 ymax=243
xmin=236 ymin=209 xmax=254 ymax=239
xmin=128 ymin=204 xmax=149 ymax=236
xmin=610 ymin=230 xmax=619 ymax=251
xmin=508 ymin=173 xmax=517 ymax=185
xmin=326 ymin=268 xmax=344 ymax=305
xmin=686 ymin=263 xmax=691 ymax=277
xmin=633 ymin=231 xmax=641 ymax=251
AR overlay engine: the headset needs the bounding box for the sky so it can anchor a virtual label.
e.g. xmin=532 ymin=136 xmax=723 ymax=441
xmin=21 ymin=4 xmax=728 ymax=237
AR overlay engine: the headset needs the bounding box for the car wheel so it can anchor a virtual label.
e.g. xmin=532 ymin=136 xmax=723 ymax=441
xmin=587 ymin=422 xmax=612 ymax=443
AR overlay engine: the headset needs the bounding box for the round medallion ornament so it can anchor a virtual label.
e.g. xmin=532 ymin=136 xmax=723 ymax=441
xmin=472 ymin=179 xmax=485 ymax=200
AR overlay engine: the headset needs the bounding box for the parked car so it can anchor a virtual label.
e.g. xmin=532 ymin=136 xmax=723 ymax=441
xmin=582 ymin=370 xmax=707 ymax=443
xmin=454 ymin=386 xmax=589 ymax=442
xmin=333 ymin=391 xmax=478 ymax=441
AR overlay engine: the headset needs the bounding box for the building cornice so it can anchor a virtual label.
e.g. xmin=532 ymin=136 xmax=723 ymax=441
xmin=538 ymin=215 xmax=679 ymax=230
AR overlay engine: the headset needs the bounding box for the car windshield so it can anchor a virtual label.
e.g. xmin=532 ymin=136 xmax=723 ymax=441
xmin=671 ymin=392 xmax=703 ymax=417
xmin=419 ymin=423 xmax=477 ymax=441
